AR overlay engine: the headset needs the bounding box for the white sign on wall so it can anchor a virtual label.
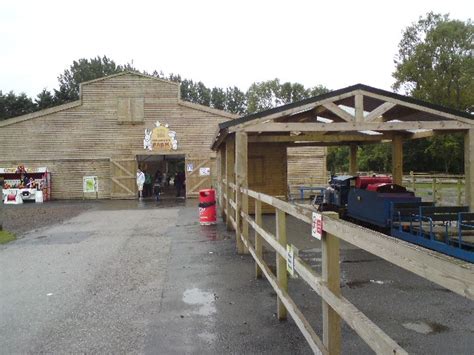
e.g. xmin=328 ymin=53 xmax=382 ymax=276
xmin=83 ymin=176 xmax=98 ymax=193
xmin=186 ymin=163 xmax=194 ymax=172
xmin=199 ymin=167 xmax=210 ymax=176
xmin=312 ymin=212 xmax=323 ymax=240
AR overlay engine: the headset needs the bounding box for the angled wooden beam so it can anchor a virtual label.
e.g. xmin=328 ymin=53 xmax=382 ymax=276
xmin=365 ymin=102 xmax=396 ymax=122
xmin=233 ymin=91 xmax=356 ymax=130
xmin=238 ymin=121 xmax=472 ymax=133
xmin=248 ymin=134 xmax=387 ymax=143
xmin=322 ymin=102 xmax=354 ymax=122
xmin=362 ymin=90 xmax=474 ymax=125
xmin=355 ymin=94 xmax=364 ymax=122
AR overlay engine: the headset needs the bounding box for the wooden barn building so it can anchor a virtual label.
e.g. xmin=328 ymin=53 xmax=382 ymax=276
xmin=0 ymin=72 xmax=326 ymax=200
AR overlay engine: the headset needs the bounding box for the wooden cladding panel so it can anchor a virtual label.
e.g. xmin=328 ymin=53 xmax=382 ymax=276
xmin=0 ymin=74 xmax=232 ymax=199
xmin=287 ymin=147 xmax=327 ymax=197
xmin=0 ymin=159 xmax=111 ymax=199
xmin=248 ymin=143 xmax=287 ymax=213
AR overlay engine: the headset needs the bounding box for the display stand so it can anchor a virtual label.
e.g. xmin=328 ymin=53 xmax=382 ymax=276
xmin=0 ymin=167 xmax=51 ymax=203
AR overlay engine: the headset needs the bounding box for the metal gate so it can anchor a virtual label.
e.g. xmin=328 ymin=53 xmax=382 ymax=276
xmin=110 ymin=158 xmax=137 ymax=199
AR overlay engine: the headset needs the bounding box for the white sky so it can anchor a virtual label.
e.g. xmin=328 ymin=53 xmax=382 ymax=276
xmin=0 ymin=0 xmax=472 ymax=98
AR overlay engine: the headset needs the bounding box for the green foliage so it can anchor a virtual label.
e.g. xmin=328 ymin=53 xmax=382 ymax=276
xmin=56 ymin=55 xmax=127 ymax=104
xmin=210 ymin=88 xmax=226 ymax=110
xmin=393 ymin=12 xmax=473 ymax=112
xmin=246 ymin=79 xmax=329 ymax=114
xmin=225 ymin=86 xmax=246 ymax=114
xmin=390 ymin=12 xmax=473 ymax=174
xmin=35 ymin=89 xmax=55 ymax=110
xmin=0 ymin=90 xmax=36 ymax=120
xmin=327 ymin=147 xmax=349 ymax=174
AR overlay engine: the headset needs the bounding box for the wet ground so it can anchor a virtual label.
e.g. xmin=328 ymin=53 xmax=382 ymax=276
xmin=0 ymin=199 xmax=473 ymax=354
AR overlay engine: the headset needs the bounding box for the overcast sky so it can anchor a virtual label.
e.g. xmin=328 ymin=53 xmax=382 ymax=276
xmin=0 ymin=0 xmax=472 ymax=98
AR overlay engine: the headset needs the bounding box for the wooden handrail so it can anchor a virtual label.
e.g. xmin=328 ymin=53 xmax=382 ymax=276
xmin=221 ymin=181 xmax=472 ymax=354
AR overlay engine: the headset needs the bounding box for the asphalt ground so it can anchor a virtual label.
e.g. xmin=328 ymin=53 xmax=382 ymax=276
xmin=0 ymin=199 xmax=473 ymax=354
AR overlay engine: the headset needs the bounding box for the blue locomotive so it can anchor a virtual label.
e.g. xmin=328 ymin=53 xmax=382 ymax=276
xmin=318 ymin=175 xmax=473 ymax=263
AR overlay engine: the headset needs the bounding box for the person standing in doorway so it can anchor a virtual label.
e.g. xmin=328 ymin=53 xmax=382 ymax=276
xmin=137 ymin=168 xmax=145 ymax=199
xmin=144 ymin=171 xmax=152 ymax=197
xmin=175 ymin=171 xmax=185 ymax=197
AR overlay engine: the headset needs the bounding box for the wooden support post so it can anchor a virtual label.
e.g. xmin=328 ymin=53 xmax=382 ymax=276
xmin=392 ymin=135 xmax=403 ymax=185
xmin=276 ymin=209 xmax=288 ymax=320
xmin=219 ymin=146 xmax=226 ymax=220
xmin=322 ymin=212 xmax=341 ymax=355
xmin=225 ymin=136 xmax=235 ymax=231
xmin=349 ymin=144 xmax=358 ymax=175
xmin=355 ymin=94 xmax=364 ymax=122
xmin=255 ymin=198 xmax=263 ymax=279
xmin=235 ymin=132 xmax=248 ymax=254
xmin=410 ymin=171 xmax=416 ymax=194
xmin=465 ymin=129 xmax=474 ymax=211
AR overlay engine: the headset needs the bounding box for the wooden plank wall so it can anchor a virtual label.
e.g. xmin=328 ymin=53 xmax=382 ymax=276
xmin=0 ymin=74 xmax=232 ymax=199
xmin=287 ymin=147 xmax=327 ymax=197
xmin=248 ymin=143 xmax=287 ymax=213
xmin=0 ymin=159 xmax=111 ymax=199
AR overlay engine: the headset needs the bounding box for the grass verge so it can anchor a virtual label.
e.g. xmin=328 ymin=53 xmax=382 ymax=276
xmin=0 ymin=230 xmax=16 ymax=244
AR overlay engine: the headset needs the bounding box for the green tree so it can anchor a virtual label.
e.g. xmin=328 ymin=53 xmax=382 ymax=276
xmin=35 ymin=89 xmax=55 ymax=110
xmin=210 ymin=88 xmax=226 ymax=110
xmin=246 ymin=79 xmax=329 ymax=114
xmin=392 ymin=13 xmax=473 ymax=174
xmin=0 ymin=91 xmax=36 ymax=120
xmin=225 ymin=86 xmax=246 ymax=114
xmin=393 ymin=13 xmax=473 ymax=111
xmin=56 ymin=55 xmax=125 ymax=103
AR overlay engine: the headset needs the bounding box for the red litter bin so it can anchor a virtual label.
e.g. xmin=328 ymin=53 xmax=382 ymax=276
xmin=199 ymin=189 xmax=216 ymax=225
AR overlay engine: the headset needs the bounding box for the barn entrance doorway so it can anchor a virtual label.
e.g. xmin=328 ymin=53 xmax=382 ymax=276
xmin=136 ymin=154 xmax=186 ymax=200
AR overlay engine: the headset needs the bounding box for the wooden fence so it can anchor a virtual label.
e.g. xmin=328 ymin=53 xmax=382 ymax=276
xmin=221 ymin=179 xmax=473 ymax=354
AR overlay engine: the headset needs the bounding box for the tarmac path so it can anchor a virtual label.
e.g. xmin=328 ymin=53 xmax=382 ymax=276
xmin=1 ymin=200 xmax=473 ymax=354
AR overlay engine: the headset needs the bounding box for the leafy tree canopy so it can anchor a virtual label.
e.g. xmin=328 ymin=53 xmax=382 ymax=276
xmin=393 ymin=12 xmax=473 ymax=112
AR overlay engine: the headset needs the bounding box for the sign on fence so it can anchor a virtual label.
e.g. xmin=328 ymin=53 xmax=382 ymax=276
xmin=286 ymin=244 xmax=295 ymax=276
xmin=312 ymin=212 xmax=323 ymax=240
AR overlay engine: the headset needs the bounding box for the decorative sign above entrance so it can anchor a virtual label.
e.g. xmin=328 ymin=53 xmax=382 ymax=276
xmin=144 ymin=121 xmax=178 ymax=151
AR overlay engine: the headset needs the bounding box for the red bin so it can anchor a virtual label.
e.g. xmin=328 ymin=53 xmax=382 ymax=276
xmin=199 ymin=189 xmax=216 ymax=225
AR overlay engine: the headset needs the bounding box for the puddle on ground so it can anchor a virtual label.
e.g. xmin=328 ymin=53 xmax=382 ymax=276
xmin=345 ymin=280 xmax=370 ymax=289
xmin=344 ymin=279 xmax=393 ymax=288
xmin=198 ymin=331 xmax=217 ymax=343
xmin=402 ymin=321 xmax=449 ymax=334
xmin=182 ymin=288 xmax=216 ymax=316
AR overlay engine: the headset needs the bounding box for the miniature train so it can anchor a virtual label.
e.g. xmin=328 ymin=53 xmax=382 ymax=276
xmin=316 ymin=175 xmax=474 ymax=263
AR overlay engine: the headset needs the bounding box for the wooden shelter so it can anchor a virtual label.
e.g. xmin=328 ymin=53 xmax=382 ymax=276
xmin=212 ymin=84 xmax=474 ymax=354
xmin=0 ymin=72 xmax=236 ymax=199
xmin=213 ymin=83 xmax=474 ymax=209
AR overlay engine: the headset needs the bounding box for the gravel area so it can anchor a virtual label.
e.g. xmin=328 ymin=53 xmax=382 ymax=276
xmin=2 ymin=201 xmax=96 ymax=236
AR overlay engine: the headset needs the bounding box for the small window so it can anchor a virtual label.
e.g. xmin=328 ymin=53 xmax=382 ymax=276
xmin=117 ymin=98 xmax=144 ymax=124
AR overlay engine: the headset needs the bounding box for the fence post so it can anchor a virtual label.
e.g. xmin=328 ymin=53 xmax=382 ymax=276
xmin=255 ymin=198 xmax=263 ymax=279
xmin=276 ymin=209 xmax=288 ymax=320
xmin=322 ymin=212 xmax=341 ymax=355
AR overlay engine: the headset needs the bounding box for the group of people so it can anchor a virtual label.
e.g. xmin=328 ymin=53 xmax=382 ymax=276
xmin=136 ymin=168 xmax=186 ymax=199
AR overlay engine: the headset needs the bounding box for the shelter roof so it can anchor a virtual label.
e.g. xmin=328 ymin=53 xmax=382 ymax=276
xmin=212 ymin=84 xmax=473 ymax=150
